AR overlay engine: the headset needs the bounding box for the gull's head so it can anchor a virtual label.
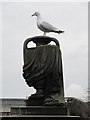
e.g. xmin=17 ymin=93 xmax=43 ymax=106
xmin=31 ymin=12 xmax=40 ymax=17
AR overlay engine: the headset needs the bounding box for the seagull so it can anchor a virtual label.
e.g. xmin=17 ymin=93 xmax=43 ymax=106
xmin=31 ymin=12 xmax=64 ymax=36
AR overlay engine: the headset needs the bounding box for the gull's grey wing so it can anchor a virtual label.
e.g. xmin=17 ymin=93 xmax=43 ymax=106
xmin=40 ymin=21 xmax=57 ymax=32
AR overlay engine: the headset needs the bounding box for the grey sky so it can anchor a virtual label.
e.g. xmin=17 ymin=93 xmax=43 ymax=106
xmin=1 ymin=2 xmax=88 ymax=101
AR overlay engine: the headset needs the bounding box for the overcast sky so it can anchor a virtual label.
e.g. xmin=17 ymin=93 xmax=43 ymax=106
xmin=1 ymin=2 xmax=88 ymax=101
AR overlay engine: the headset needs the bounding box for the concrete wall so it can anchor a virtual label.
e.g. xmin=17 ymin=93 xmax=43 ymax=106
xmin=0 ymin=98 xmax=26 ymax=115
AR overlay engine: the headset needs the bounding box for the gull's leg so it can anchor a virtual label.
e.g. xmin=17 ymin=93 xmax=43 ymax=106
xmin=43 ymin=32 xmax=46 ymax=36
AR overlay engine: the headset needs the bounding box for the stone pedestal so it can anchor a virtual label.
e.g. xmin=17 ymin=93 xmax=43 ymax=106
xmin=10 ymin=106 xmax=67 ymax=115
xmin=1 ymin=116 xmax=82 ymax=120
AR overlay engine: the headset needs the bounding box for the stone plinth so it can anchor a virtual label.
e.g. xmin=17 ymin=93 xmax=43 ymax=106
xmin=10 ymin=106 xmax=67 ymax=115
xmin=0 ymin=116 xmax=82 ymax=120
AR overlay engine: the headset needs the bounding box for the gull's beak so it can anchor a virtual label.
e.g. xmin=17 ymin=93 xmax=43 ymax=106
xmin=31 ymin=13 xmax=35 ymax=17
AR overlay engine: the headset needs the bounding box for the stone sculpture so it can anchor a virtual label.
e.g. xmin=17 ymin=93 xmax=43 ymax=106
xmin=23 ymin=36 xmax=65 ymax=106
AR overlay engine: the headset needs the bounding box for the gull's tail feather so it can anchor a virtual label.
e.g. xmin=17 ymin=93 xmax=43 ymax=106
xmin=54 ymin=30 xmax=65 ymax=34
xmin=58 ymin=30 xmax=65 ymax=34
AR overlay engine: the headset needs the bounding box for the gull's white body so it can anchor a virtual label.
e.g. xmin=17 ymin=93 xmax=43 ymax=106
xmin=32 ymin=12 xmax=64 ymax=36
